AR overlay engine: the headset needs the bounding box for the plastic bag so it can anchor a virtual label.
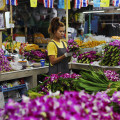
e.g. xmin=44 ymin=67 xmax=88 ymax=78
xmin=10 ymin=62 xmax=22 ymax=71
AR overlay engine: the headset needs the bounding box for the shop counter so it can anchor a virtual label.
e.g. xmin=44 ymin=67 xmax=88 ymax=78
xmin=70 ymin=62 xmax=120 ymax=72
xmin=0 ymin=64 xmax=72 ymax=89
xmin=100 ymin=65 xmax=120 ymax=72
xmin=0 ymin=63 xmax=119 ymax=89
xmin=71 ymin=62 xmax=99 ymax=71
xmin=0 ymin=66 xmax=49 ymax=89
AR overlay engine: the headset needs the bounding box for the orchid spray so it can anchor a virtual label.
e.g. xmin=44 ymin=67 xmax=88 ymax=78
xmin=24 ymin=50 xmax=48 ymax=62
xmin=77 ymin=51 xmax=101 ymax=64
xmin=0 ymin=49 xmax=12 ymax=72
xmin=1 ymin=91 xmax=120 ymax=119
xmin=66 ymin=39 xmax=80 ymax=58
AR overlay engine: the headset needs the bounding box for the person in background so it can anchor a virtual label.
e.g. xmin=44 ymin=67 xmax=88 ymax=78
xmin=47 ymin=17 xmax=72 ymax=75
xmin=91 ymin=30 xmax=96 ymax=36
xmin=78 ymin=29 xmax=87 ymax=41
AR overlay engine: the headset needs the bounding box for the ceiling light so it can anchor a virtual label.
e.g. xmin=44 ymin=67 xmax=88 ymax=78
xmin=83 ymin=10 xmax=104 ymax=14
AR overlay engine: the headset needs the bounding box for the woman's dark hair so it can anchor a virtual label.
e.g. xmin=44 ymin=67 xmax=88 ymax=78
xmin=48 ymin=17 xmax=65 ymax=38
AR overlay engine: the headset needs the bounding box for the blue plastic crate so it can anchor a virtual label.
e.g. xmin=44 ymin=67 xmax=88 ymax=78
xmin=2 ymin=84 xmax=26 ymax=92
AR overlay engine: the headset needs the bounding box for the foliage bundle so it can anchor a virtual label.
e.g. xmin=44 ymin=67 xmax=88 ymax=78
xmin=100 ymin=40 xmax=120 ymax=66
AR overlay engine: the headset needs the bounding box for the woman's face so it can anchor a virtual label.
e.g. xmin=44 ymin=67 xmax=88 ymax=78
xmin=54 ymin=26 xmax=65 ymax=39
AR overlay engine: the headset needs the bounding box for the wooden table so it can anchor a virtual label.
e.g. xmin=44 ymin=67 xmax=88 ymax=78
xmin=0 ymin=63 xmax=119 ymax=89
xmin=0 ymin=66 xmax=49 ymax=89
xmin=0 ymin=64 xmax=72 ymax=89
xmin=71 ymin=62 xmax=120 ymax=72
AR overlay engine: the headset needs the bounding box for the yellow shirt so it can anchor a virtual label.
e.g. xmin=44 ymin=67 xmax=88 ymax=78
xmin=47 ymin=40 xmax=67 ymax=58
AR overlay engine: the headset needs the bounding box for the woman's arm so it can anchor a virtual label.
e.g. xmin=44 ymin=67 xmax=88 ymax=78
xmin=49 ymin=55 xmax=66 ymax=65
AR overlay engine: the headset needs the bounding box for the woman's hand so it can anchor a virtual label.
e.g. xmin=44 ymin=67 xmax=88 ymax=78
xmin=49 ymin=55 xmax=66 ymax=65
xmin=64 ymin=52 xmax=73 ymax=57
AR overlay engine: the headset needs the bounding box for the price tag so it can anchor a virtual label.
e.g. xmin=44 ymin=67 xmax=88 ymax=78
xmin=10 ymin=23 xmax=14 ymax=28
xmin=15 ymin=37 xmax=25 ymax=43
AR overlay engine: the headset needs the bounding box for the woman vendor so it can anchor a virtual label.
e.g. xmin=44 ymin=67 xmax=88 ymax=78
xmin=47 ymin=17 xmax=72 ymax=75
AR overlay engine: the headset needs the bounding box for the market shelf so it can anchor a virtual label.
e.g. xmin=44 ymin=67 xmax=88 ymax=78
xmin=2 ymin=84 xmax=26 ymax=92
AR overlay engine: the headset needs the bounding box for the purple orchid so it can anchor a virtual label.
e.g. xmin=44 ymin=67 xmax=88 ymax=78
xmin=109 ymin=40 xmax=120 ymax=47
xmin=0 ymin=49 xmax=12 ymax=72
xmin=77 ymin=51 xmax=101 ymax=63
xmin=67 ymin=39 xmax=79 ymax=53
xmin=104 ymin=70 xmax=120 ymax=81
xmin=1 ymin=91 xmax=120 ymax=119
xmin=24 ymin=50 xmax=48 ymax=62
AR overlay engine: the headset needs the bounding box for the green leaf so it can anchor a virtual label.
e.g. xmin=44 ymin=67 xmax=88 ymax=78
xmin=78 ymin=82 xmax=106 ymax=92
xmin=79 ymin=78 xmax=108 ymax=88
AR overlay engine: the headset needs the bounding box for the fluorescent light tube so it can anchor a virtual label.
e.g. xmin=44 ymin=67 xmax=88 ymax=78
xmin=83 ymin=10 xmax=104 ymax=13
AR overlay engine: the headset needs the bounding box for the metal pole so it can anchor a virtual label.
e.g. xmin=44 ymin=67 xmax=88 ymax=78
xmin=88 ymin=6 xmax=91 ymax=34
xmin=66 ymin=0 xmax=68 ymax=41
xmin=10 ymin=5 xmax=13 ymax=53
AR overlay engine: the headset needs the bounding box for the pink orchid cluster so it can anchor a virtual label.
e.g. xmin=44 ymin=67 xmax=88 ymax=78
xmin=47 ymin=73 xmax=81 ymax=82
xmin=77 ymin=51 xmax=101 ymax=64
xmin=0 ymin=49 xmax=12 ymax=72
xmin=24 ymin=50 xmax=48 ymax=62
xmin=66 ymin=39 xmax=79 ymax=53
xmin=59 ymin=73 xmax=81 ymax=79
xmin=111 ymin=91 xmax=120 ymax=105
xmin=0 ymin=91 xmax=120 ymax=120
xmin=41 ymin=73 xmax=81 ymax=93
xmin=109 ymin=40 xmax=120 ymax=47
xmin=104 ymin=70 xmax=120 ymax=81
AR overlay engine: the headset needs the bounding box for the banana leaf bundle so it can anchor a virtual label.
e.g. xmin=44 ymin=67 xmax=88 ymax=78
xmin=75 ymin=68 xmax=120 ymax=94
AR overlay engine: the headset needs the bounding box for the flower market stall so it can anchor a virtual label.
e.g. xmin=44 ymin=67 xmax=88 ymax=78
xmin=1 ymin=0 xmax=120 ymax=119
xmin=1 ymin=68 xmax=120 ymax=119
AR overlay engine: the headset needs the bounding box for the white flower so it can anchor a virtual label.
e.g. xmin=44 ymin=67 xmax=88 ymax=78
xmin=22 ymin=95 xmax=30 ymax=103
xmin=49 ymin=90 xmax=60 ymax=96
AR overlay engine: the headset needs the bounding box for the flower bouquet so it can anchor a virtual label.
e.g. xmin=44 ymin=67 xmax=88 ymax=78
xmin=77 ymin=51 xmax=101 ymax=64
xmin=100 ymin=40 xmax=120 ymax=66
xmin=66 ymin=39 xmax=79 ymax=53
xmin=0 ymin=49 xmax=12 ymax=72
xmin=24 ymin=50 xmax=48 ymax=62
xmin=28 ymin=73 xmax=81 ymax=98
